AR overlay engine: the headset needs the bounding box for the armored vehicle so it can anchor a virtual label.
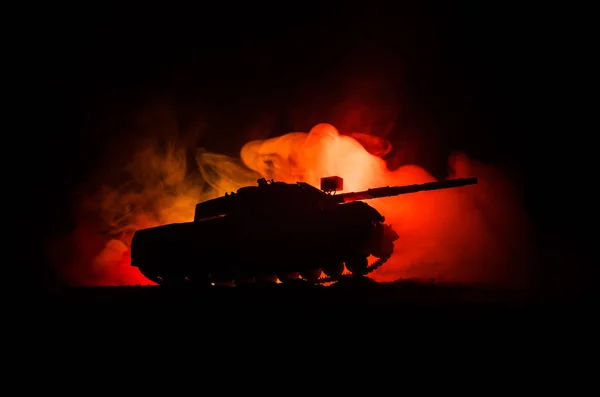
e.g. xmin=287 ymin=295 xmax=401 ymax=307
xmin=130 ymin=176 xmax=478 ymax=285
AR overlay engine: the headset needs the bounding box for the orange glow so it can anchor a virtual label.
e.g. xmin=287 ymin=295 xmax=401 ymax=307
xmin=48 ymin=122 xmax=533 ymax=288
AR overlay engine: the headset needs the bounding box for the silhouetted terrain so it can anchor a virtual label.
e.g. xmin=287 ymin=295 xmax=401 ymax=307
xmin=36 ymin=277 xmax=587 ymax=322
xmin=30 ymin=278 xmax=598 ymax=353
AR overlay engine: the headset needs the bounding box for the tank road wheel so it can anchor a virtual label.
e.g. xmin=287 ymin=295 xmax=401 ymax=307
xmin=322 ymin=262 xmax=344 ymax=279
xmin=255 ymin=275 xmax=278 ymax=284
xmin=344 ymin=256 xmax=369 ymax=276
xmin=300 ymin=268 xmax=322 ymax=283
xmin=277 ymin=272 xmax=299 ymax=283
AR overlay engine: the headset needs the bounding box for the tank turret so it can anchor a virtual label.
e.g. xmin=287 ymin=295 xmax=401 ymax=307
xmin=130 ymin=175 xmax=478 ymax=286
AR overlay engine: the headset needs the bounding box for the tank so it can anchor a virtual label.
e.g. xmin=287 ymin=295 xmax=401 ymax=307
xmin=130 ymin=176 xmax=478 ymax=285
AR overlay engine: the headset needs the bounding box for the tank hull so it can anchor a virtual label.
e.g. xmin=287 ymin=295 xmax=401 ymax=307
xmin=130 ymin=201 xmax=398 ymax=284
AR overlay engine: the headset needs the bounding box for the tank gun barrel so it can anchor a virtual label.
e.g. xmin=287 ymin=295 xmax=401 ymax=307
xmin=333 ymin=177 xmax=478 ymax=203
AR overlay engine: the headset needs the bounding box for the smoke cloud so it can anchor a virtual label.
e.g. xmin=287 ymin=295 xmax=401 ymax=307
xmin=47 ymin=111 xmax=534 ymax=288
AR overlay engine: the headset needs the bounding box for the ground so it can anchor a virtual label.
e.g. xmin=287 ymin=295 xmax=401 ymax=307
xmin=34 ymin=278 xmax=587 ymax=321
xmin=25 ymin=278 xmax=596 ymax=354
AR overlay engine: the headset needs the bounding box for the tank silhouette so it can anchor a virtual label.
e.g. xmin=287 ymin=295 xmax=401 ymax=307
xmin=130 ymin=176 xmax=478 ymax=285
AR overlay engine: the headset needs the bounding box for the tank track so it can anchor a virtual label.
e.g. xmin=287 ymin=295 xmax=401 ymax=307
xmin=197 ymin=255 xmax=392 ymax=286
xmin=140 ymin=255 xmax=391 ymax=286
xmin=313 ymin=254 xmax=391 ymax=284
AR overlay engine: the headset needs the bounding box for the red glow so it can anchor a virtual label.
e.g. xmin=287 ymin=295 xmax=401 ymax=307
xmin=48 ymin=123 xmax=533 ymax=287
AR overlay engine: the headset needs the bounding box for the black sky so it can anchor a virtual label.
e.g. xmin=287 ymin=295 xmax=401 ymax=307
xmin=23 ymin=2 xmax=591 ymax=289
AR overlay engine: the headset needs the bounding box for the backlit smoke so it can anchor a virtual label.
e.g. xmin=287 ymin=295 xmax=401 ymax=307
xmin=48 ymin=120 xmax=533 ymax=288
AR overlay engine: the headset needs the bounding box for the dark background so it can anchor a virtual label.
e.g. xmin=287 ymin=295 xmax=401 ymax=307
xmin=22 ymin=2 xmax=591 ymax=292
